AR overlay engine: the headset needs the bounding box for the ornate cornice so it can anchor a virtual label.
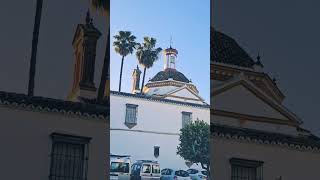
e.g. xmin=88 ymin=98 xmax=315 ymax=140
xmin=110 ymin=91 xmax=209 ymax=109
xmin=0 ymin=91 xmax=108 ymax=120
xmin=211 ymin=124 xmax=320 ymax=153
xmin=211 ymin=63 xmax=284 ymax=102
xmin=145 ymin=80 xmax=198 ymax=93
xmin=211 ymin=109 xmax=298 ymax=126
xmin=166 ymin=94 xmax=202 ymax=102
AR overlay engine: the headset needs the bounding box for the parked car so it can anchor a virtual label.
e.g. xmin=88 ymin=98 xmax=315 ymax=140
xmin=161 ymin=168 xmax=191 ymax=180
xmin=186 ymin=169 xmax=207 ymax=180
xmin=110 ymin=154 xmax=131 ymax=180
xmin=130 ymin=160 xmax=161 ymax=180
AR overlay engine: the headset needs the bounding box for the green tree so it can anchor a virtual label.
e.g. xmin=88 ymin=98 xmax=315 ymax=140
xmin=91 ymin=0 xmax=110 ymax=103
xmin=136 ymin=37 xmax=162 ymax=93
xmin=113 ymin=31 xmax=138 ymax=92
xmin=177 ymin=120 xmax=210 ymax=177
xmin=28 ymin=0 xmax=44 ymax=96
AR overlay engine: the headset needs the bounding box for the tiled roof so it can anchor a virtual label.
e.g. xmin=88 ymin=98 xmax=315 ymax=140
xmin=0 ymin=91 xmax=108 ymax=118
xmin=211 ymin=124 xmax=320 ymax=149
xmin=79 ymin=97 xmax=109 ymax=106
xmin=150 ymin=69 xmax=190 ymax=83
xmin=111 ymin=91 xmax=209 ymax=108
xmin=211 ymin=28 xmax=256 ymax=68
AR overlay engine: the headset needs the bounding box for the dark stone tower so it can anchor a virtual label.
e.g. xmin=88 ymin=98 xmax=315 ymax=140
xmin=132 ymin=65 xmax=141 ymax=94
xmin=68 ymin=11 xmax=101 ymax=101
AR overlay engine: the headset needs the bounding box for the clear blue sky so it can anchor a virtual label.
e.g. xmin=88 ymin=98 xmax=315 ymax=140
xmin=110 ymin=0 xmax=210 ymax=103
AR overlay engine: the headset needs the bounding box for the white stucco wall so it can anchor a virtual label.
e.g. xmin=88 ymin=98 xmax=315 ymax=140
xmin=111 ymin=130 xmax=185 ymax=169
xmin=110 ymin=94 xmax=210 ymax=169
xmin=0 ymin=106 xmax=109 ymax=180
xmin=211 ymin=137 xmax=320 ymax=180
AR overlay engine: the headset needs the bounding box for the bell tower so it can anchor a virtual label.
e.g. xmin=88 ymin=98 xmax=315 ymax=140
xmin=164 ymin=46 xmax=178 ymax=70
xmin=68 ymin=11 xmax=102 ymax=101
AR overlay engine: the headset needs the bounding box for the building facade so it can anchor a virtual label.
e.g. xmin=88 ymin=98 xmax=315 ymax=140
xmin=210 ymin=28 xmax=320 ymax=180
xmin=110 ymin=46 xmax=210 ymax=169
xmin=0 ymin=12 xmax=109 ymax=180
xmin=0 ymin=91 xmax=108 ymax=180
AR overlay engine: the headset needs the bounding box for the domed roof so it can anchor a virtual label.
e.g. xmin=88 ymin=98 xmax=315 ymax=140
xmin=211 ymin=28 xmax=255 ymax=68
xmin=149 ymin=69 xmax=190 ymax=83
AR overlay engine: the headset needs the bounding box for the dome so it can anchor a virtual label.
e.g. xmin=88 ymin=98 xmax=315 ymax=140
xmin=149 ymin=69 xmax=190 ymax=83
xmin=211 ymin=28 xmax=255 ymax=68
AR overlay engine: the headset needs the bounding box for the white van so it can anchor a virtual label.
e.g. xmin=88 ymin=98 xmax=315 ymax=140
xmin=130 ymin=160 xmax=161 ymax=180
xmin=110 ymin=154 xmax=131 ymax=180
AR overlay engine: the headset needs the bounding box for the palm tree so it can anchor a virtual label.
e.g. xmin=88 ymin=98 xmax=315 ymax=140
xmin=90 ymin=0 xmax=110 ymax=103
xmin=28 ymin=0 xmax=43 ymax=96
xmin=113 ymin=31 xmax=138 ymax=92
xmin=136 ymin=37 xmax=162 ymax=93
xmin=91 ymin=0 xmax=109 ymax=12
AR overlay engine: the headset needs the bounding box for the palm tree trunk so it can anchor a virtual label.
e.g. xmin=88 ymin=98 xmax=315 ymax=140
xmin=97 ymin=28 xmax=110 ymax=103
xmin=118 ymin=56 xmax=125 ymax=92
xmin=28 ymin=0 xmax=43 ymax=96
xmin=140 ymin=67 xmax=146 ymax=93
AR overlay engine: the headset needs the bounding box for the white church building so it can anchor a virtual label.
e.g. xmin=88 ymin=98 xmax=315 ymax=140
xmin=110 ymin=46 xmax=210 ymax=169
xmin=210 ymin=28 xmax=320 ymax=180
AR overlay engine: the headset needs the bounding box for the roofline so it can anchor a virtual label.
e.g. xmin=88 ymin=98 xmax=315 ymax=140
xmin=110 ymin=91 xmax=210 ymax=109
xmin=211 ymin=61 xmax=255 ymax=72
xmin=164 ymin=85 xmax=206 ymax=103
xmin=211 ymin=124 xmax=320 ymax=151
xmin=0 ymin=91 xmax=108 ymax=119
xmin=211 ymin=62 xmax=285 ymax=100
xmin=149 ymin=69 xmax=191 ymax=83
xmin=145 ymin=79 xmax=199 ymax=93
xmin=211 ymin=29 xmax=256 ymax=68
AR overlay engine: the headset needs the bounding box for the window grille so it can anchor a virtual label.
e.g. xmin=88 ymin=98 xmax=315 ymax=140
xmin=182 ymin=112 xmax=192 ymax=128
xmin=230 ymin=158 xmax=263 ymax=180
xmin=49 ymin=133 xmax=91 ymax=180
xmin=125 ymin=104 xmax=138 ymax=125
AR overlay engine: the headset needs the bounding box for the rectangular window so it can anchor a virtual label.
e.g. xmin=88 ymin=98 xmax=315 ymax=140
xmin=152 ymin=165 xmax=160 ymax=174
xmin=142 ymin=164 xmax=151 ymax=173
xmin=230 ymin=158 xmax=263 ymax=180
xmin=182 ymin=111 xmax=192 ymax=128
xmin=125 ymin=104 xmax=138 ymax=125
xmin=110 ymin=162 xmax=130 ymax=173
xmin=49 ymin=133 xmax=91 ymax=180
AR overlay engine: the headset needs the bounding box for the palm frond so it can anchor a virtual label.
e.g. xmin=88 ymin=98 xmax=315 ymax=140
xmin=113 ymin=31 xmax=137 ymax=57
xmin=136 ymin=36 xmax=162 ymax=69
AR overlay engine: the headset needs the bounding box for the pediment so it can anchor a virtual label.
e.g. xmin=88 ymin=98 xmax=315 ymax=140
xmin=164 ymin=86 xmax=206 ymax=104
xmin=211 ymin=77 xmax=301 ymax=125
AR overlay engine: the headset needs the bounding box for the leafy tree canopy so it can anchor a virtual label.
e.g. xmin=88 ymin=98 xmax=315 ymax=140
xmin=177 ymin=120 xmax=210 ymax=170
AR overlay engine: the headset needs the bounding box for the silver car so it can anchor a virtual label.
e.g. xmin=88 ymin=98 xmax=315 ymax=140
xmin=161 ymin=168 xmax=191 ymax=180
xmin=186 ymin=169 xmax=207 ymax=180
